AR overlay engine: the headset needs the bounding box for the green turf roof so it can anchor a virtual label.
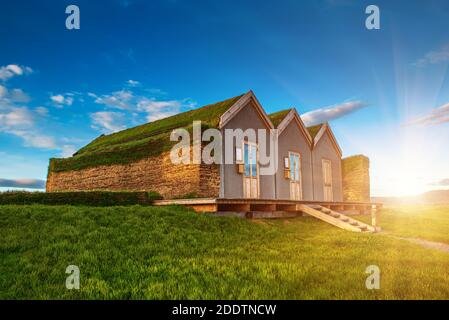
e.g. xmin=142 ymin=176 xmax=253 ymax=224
xmin=267 ymin=109 xmax=292 ymax=128
xmin=49 ymin=94 xmax=244 ymax=172
xmin=306 ymin=123 xmax=324 ymax=139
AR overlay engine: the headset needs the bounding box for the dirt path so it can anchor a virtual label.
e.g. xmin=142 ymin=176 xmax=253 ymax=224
xmin=385 ymin=234 xmax=449 ymax=253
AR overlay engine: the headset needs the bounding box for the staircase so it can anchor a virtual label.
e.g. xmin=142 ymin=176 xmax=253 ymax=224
xmin=299 ymin=204 xmax=376 ymax=233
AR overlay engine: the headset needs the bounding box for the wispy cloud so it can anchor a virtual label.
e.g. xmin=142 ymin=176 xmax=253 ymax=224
xmin=59 ymin=145 xmax=77 ymax=158
xmin=136 ymin=97 xmax=189 ymax=122
xmin=414 ymin=44 xmax=449 ymax=67
xmin=0 ymin=73 xmax=60 ymax=150
xmin=50 ymin=93 xmax=74 ymax=107
xmin=88 ymin=85 xmax=197 ymax=132
xmin=0 ymin=64 xmax=33 ymax=81
xmin=0 ymin=107 xmax=34 ymax=127
xmin=405 ymin=102 xmax=449 ymax=126
xmin=8 ymin=130 xmax=57 ymax=149
xmin=126 ymin=79 xmax=140 ymax=87
xmin=92 ymin=90 xmax=134 ymax=110
xmin=0 ymin=86 xmax=30 ymax=104
xmin=0 ymin=178 xmax=45 ymax=189
xmin=301 ymin=100 xmax=367 ymax=126
xmin=90 ymin=111 xmax=127 ymax=133
xmin=0 ymin=106 xmax=57 ymax=149
xmin=0 ymin=96 xmax=57 ymax=149
xmin=429 ymin=178 xmax=449 ymax=186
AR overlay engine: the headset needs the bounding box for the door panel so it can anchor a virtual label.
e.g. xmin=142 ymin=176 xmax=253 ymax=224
xmin=243 ymin=143 xmax=259 ymax=198
xmin=322 ymin=159 xmax=333 ymax=201
xmin=289 ymin=152 xmax=302 ymax=200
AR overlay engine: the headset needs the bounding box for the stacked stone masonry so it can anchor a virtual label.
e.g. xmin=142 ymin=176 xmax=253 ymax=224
xmin=46 ymin=151 xmax=221 ymax=199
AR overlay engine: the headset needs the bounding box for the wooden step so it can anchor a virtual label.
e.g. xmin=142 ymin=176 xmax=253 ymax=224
xmin=299 ymin=204 xmax=376 ymax=233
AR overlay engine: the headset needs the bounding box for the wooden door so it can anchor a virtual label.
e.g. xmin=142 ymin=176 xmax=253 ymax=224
xmin=322 ymin=159 xmax=333 ymax=201
xmin=289 ymin=152 xmax=302 ymax=200
xmin=243 ymin=142 xmax=259 ymax=198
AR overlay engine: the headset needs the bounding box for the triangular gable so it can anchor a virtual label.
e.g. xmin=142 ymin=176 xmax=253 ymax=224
xmin=313 ymin=123 xmax=342 ymax=157
xmin=219 ymin=90 xmax=274 ymax=130
xmin=276 ymin=109 xmax=313 ymax=146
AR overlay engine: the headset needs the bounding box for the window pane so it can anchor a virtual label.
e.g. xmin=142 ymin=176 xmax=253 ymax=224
xmin=251 ymin=145 xmax=257 ymax=177
xmin=289 ymin=154 xmax=294 ymax=180
xmin=244 ymin=144 xmax=250 ymax=176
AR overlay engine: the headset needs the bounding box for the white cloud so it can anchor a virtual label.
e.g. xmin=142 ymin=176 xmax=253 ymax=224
xmin=0 ymin=85 xmax=7 ymax=98
xmin=7 ymin=130 xmax=57 ymax=149
xmin=89 ymin=85 xmax=197 ymax=132
xmin=90 ymin=111 xmax=126 ymax=133
xmin=60 ymin=145 xmax=77 ymax=158
xmin=0 ymin=70 xmax=69 ymax=152
xmin=9 ymin=89 xmax=30 ymax=103
xmin=0 ymin=178 xmax=45 ymax=189
xmin=50 ymin=94 xmax=74 ymax=106
xmin=0 ymin=107 xmax=34 ymax=127
xmin=146 ymin=111 xmax=179 ymax=122
xmin=429 ymin=178 xmax=449 ymax=187
xmin=0 ymin=105 xmax=57 ymax=150
xmin=127 ymin=79 xmax=140 ymax=87
xmin=405 ymin=102 xmax=449 ymax=126
xmin=414 ymin=44 xmax=449 ymax=67
xmin=0 ymin=64 xmax=33 ymax=81
xmin=136 ymin=98 xmax=185 ymax=122
xmin=94 ymin=90 xmax=134 ymax=110
xmin=0 ymin=87 xmax=30 ymax=105
xmin=301 ymin=100 xmax=367 ymax=126
xmin=136 ymin=98 xmax=180 ymax=111
xmin=35 ymin=106 xmax=49 ymax=116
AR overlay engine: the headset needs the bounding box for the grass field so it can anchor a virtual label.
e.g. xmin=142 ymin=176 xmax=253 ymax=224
xmin=359 ymin=205 xmax=449 ymax=244
xmin=1 ymin=204 xmax=449 ymax=299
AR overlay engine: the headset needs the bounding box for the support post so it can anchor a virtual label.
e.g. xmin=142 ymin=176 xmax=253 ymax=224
xmin=371 ymin=204 xmax=381 ymax=231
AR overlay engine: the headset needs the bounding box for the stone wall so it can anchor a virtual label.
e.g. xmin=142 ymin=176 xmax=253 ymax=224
xmin=46 ymin=151 xmax=221 ymax=199
xmin=342 ymin=155 xmax=370 ymax=202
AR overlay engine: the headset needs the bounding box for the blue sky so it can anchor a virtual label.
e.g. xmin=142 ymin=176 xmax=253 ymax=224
xmin=1 ymin=0 xmax=449 ymax=196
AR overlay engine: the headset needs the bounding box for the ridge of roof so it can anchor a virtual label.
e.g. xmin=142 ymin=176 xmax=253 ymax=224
xmin=268 ymin=109 xmax=292 ymax=128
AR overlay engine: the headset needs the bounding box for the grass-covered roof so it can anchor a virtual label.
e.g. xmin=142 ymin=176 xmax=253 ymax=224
xmin=268 ymin=109 xmax=292 ymax=127
xmin=306 ymin=123 xmax=324 ymax=139
xmin=49 ymin=94 xmax=243 ymax=173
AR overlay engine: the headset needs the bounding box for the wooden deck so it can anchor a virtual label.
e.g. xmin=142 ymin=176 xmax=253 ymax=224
xmin=153 ymin=198 xmax=383 ymax=232
xmin=153 ymin=198 xmax=382 ymax=215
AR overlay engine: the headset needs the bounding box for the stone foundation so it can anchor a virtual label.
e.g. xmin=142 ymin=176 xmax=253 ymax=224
xmin=46 ymin=151 xmax=220 ymax=199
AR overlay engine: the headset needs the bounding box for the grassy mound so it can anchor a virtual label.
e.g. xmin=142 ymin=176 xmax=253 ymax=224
xmin=49 ymin=94 xmax=243 ymax=173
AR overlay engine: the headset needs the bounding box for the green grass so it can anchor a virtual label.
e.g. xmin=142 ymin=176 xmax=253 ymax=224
xmin=1 ymin=205 xmax=449 ymax=299
xmin=0 ymin=191 xmax=162 ymax=206
xmin=358 ymin=205 xmax=449 ymax=244
xmin=49 ymin=94 xmax=243 ymax=173
xmin=306 ymin=123 xmax=324 ymax=139
xmin=268 ymin=109 xmax=291 ymax=127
